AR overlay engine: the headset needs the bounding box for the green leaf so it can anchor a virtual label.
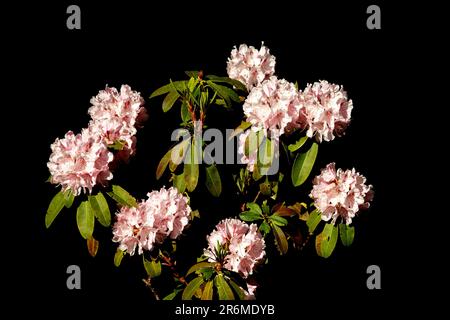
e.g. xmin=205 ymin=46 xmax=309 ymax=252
xmin=215 ymin=274 xmax=235 ymax=300
xmin=173 ymin=172 xmax=186 ymax=193
xmin=259 ymin=221 xmax=271 ymax=236
xmin=269 ymin=214 xmax=288 ymax=226
xmin=182 ymin=277 xmax=204 ymax=300
xmin=291 ymin=142 xmax=319 ymax=187
xmin=239 ymin=211 xmax=263 ymax=222
xmin=306 ymin=209 xmax=322 ymax=233
xmin=87 ymin=236 xmax=99 ymax=257
xmin=244 ymin=130 xmax=263 ymax=157
xmin=246 ymin=202 xmax=262 ymax=215
xmin=339 ymin=223 xmax=355 ymax=247
xmin=185 ymin=70 xmax=199 ymax=78
xmin=89 ymin=192 xmax=111 ymax=227
xmin=180 ymin=101 xmax=190 ymax=122
xmin=162 ymin=90 xmax=179 ymax=112
xmin=186 ymin=262 xmax=215 ymax=277
xmin=163 ymin=289 xmax=182 ymax=300
xmin=201 ymin=281 xmax=214 ymax=300
xmin=64 ymin=190 xmax=75 ymax=208
xmin=187 ymin=77 xmax=198 ymax=92
xmin=229 ymin=279 xmax=246 ymax=300
xmin=258 ymin=137 xmax=274 ymax=176
xmin=288 ymin=136 xmax=308 ymax=152
xmin=76 ymin=201 xmax=95 ymax=240
xmin=316 ymin=223 xmax=338 ymax=258
xmin=272 ymin=224 xmax=288 ymax=255
xmin=143 ymin=258 xmax=162 ymax=278
xmin=184 ymin=140 xmax=199 ymax=192
xmin=149 ymin=81 xmax=187 ymax=98
xmin=107 ymin=185 xmax=138 ymax=208
xmin=108 ymin=139 xmax=126 ymax=151
xmin=205 ymin=164 xmax=222 ymax=197
xmin=45 ymin=191 xmax=65 ymax=228
xmin=206 ymin=75 xmax=247 ymax=92
xmin=207 ymin=81 xmax=240 ymax=108
xmin=190 ymin=209 xmax=200 ymax=220
xmin=169 ymin=137 xmax=191 ymax=172
xmin=156 ymin=148 xmax=172 ymax=180
xmin=114 ymin=249 xmax=125 ymax=267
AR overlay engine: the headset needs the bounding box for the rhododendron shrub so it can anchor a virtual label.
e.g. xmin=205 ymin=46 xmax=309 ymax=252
xmin=44 ymin=43 xmax=373 ymax=300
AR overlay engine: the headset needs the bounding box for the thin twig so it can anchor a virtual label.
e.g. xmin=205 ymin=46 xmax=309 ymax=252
xmin=142 ymin=277 xmax=160 ymax=300
xmin=160 ymin=253 xmax=188 ymax=286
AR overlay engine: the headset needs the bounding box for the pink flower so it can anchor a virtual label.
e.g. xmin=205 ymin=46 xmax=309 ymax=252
xmin=310 ymin=163 xmax=373 ymax=225
xmin=204 ymin=218 xmax=265 ymax=278
xmin=295 ymin=80 xmax=353 ymax=142
xmin=227 ymin=43 xmax=276 ymax=91
xmin=88 ymin=85 xmax=145 ymax=152
xmin=47 ymin=129 xmax=113 ymax=196
xmin=237 ymin=130 xmax=258 ymax=172
xmin=112 ymin=187 xmax=191 ymax=255
xmin=243 ymin=76 xmax=300 ymax=134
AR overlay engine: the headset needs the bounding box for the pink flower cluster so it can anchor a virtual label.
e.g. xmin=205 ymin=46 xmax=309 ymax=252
xmin=204 ymin=218 xmax=265 ymax=278
xmin=112 ymin=187 xmax=191 ymax=255
xmin=88 ymin=85 xmax=146 ymax=153
xmin=243 ymin=76 xmax=300 ymax=135
xmin=48 ymin=85 xmax=145 ymax=195
xmin=48 ymin=129 xmax=113 ymax=196
xmin=295 ymin=80 xmax=353 ymax=142
xmin=227 ymin=43 xmax=276 ymax=91
xmin=310 ymin=163 xmax=373 ymax=225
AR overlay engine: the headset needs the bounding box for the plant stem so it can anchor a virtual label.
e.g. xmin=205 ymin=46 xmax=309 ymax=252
xmin=159 ymin=252 xmax=188 ymax=286
xmin=253 ymin=191 xmax=261 ymax=203
xmin=142 ymin=277 xmax=160 ymax=300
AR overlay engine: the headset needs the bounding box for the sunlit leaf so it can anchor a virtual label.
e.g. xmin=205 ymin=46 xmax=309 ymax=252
xmin=246 ymin=202 xmax=262 ymax=215
xmin=215 ymin=274 xmax=235 ymax=300
xmin=45 ymin=191 xmax=65 ymax=228
xmin=288 ymin=136 xmax=308 ymax=152
xmin=291 ymin=142 xmax=319 ymax=187
xmin=143 ymin=257 xmax=162 ymax=278
xmin=182 ymin=277 xmax=204 ymax=300
xmin=339 ymin=223 xmax=355 ymax=247
xmin=173 ymin=172 xmax=186 ymax=193
xmin=229 ymin=279 xmax=246 ymax=300
xmin=162 ymin=90 xmax=179 ymax=112
xmin=64 ymin=190 xmax=75 ymax=208
xmin=239 ymin=211 xmax=263 ymax=222
xmin=205 ymin=164 xmax=222 ymax=197
xmin=163 ymin=289 xmax=182 ymax=300
xmin=269 ymin=214 xmax=288 ymax=226
xmin=259 ymin=221 xmax=271 ymax=236
xmin=107 ymin=185 xmax=138 ymax=208
xmin=180 ymin=101 xmax=190 ymax=122
xmin=272 ymin=224 xmax=288 ymax=255
xmin=229 ymin=121 xmax=252 ymax=139
xmin=316 ymin=223 xmax=338 ymax=258
xmin=186 ymin=262 xmax=215 ymax=277
xmin=89 ymin=192 xmax=111 ymax=227
xmin=184 ymin=139 xmax=200 ymax=192
xmin=185 ymin=70 xmax=199 ymax=78
xmin=149 ymin=81 xmax=187 ymax=98
xmin=76 ymin=200 xmax=94 ymax=240
xmin=206 ymin=75 xmax=247 ymax=92
xmin=306 ymin=208 xmax=322 ymax=233
xmin=201 ymin=280 xmax=214 ymax=300
xmin=114 ymin=248 xmax=125 ymax=267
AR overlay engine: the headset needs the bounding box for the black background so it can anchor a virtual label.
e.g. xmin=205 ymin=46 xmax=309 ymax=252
xmin=8 ymin=0 xmax=416 ymax=317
